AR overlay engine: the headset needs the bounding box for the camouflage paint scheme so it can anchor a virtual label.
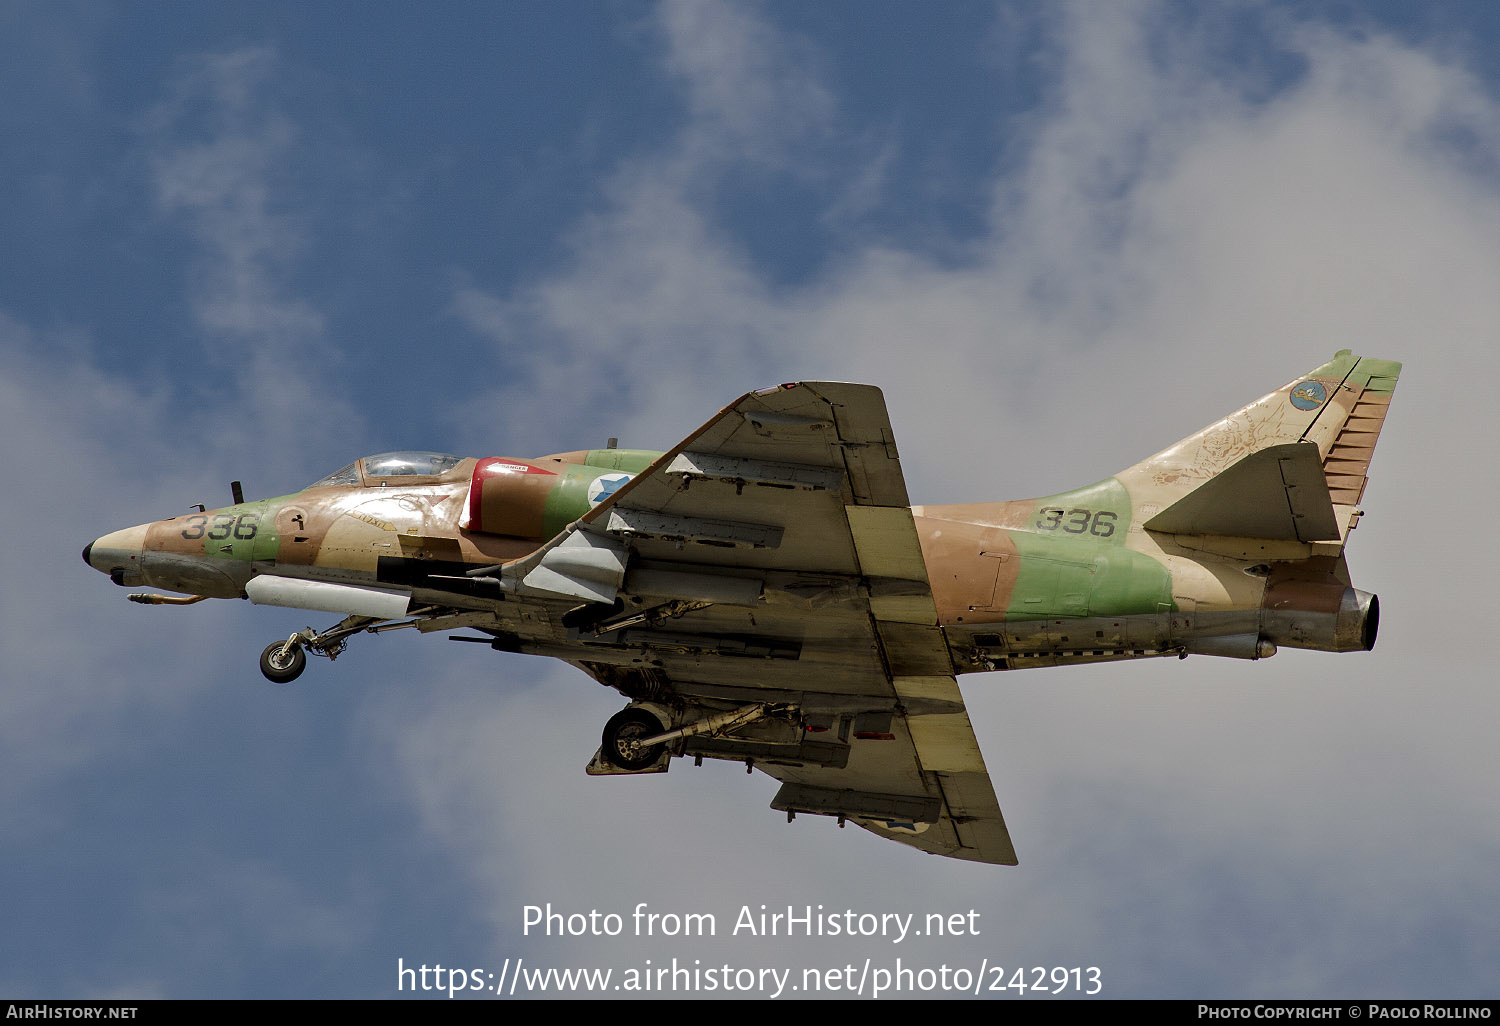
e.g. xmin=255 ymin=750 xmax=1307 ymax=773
xmin=83 ymin=351 xmax=1399 ymax=865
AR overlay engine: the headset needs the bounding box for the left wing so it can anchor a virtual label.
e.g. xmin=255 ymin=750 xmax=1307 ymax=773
xmin=511 ymin=383 xmax=1016 ymax=864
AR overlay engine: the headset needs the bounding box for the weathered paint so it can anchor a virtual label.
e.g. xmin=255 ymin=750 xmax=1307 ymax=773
xmin=581 ymin=448 xmax=661 ymax=473
xmin=81 ymin=356 xmax=1403 ymax=869
xmin=87 ymin=352 xmax=1399 ymax=670
xmin=541 ymin=464 xmax=616 ymax=540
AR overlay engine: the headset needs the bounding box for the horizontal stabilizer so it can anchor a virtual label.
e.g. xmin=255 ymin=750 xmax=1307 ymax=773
xmin=1144 ymin=442 xmax=1340 ymax=542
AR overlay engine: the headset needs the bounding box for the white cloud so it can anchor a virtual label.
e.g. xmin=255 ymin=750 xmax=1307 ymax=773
xmin=0 ymin=44 xmax=384 ymax=988
xmin=11 ymin=0 xmax=1492 ymax=997
xmin=655 ymin=0 xmax=835 ymax=168
xmin=0 ymin=315 xmax=230 ymax=804
xmin=420 ymin=0 xmax=1500 ymax=994
xmin=143 ymin=46 xmax=362 ymax=478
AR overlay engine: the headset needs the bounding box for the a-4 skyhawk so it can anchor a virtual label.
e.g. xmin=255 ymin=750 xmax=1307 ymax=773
xmin=84 ymin=351 xmax=1400 ymax=865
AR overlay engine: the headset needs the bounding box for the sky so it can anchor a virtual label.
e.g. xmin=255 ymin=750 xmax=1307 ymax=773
xmin=3 ymin=0 xmax=1498 ymax=1001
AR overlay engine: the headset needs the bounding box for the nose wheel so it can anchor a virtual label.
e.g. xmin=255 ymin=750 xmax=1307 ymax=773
xmin=259 ymin=639 xmax=307 ymax=683
xmin=255 ymin=613 xmax=387 ymax=683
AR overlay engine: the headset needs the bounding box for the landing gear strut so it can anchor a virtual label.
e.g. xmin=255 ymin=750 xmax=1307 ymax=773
xmin=255 ymin=613 xmax=384 ymax=683
xmin=594 ymin=702 xmax=785 ymax=771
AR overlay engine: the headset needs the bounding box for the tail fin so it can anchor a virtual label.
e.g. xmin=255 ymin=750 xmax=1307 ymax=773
xmin=1125 ymin=351 xmax=1401 ymax=554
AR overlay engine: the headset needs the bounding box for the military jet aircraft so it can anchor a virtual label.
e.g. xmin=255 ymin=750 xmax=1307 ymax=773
xmin=84 ymin=351 xmax=1399 ymax=865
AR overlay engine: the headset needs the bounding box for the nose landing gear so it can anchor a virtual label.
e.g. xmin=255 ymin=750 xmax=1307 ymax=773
xmin=255 ymin=614 xmax=383 ymax=683
xmin=259 ymin=639 xmax=308 ymax=683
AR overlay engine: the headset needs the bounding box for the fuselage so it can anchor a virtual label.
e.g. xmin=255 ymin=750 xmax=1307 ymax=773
xmin=78 ymin=360 xmax=1398 ymax=866
xmin=84 ymin=447 xmax=1376 ymax=675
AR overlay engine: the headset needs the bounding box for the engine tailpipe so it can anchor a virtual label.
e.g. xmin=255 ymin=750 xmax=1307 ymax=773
xmin=1337 ymin=589 xmax=1379 ymax=652
xmin=1263 ymin=587 xmax=1379 ymax=653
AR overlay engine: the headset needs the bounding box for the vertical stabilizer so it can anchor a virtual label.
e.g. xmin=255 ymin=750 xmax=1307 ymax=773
xmin=1125 ymin=352 xmax=1401 ymax=550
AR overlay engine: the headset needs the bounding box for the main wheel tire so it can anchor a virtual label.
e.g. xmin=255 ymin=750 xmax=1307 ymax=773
xmin=259 ymin=640 xmax=307 ymax=683
xmin=601 ymin=707 xmax=666 ymax=771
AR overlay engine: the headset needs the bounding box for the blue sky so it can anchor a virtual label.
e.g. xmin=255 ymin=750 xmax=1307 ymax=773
xmin=4 ymin=0 xmax=1499 ymax=999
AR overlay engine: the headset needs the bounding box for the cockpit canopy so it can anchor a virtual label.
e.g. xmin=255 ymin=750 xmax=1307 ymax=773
xmin=307 ymin=451 xmax=464 ymax=488
xmin=362 ymin=451 xmax=464 ymax=478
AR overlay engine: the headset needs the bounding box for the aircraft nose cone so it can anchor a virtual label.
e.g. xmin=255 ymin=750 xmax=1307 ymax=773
xmin=84 ymin=524 xmax=150 ymax=580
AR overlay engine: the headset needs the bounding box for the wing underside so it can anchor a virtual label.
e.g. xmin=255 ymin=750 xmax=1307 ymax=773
xmin=524 ymin=382 xmax=1015 ymax=865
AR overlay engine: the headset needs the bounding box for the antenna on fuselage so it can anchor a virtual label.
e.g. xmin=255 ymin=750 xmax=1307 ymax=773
xmin=606 ymin=438 xmax=618 ymax=449
xmin=231 ymin=481 xmax=244 ymax=505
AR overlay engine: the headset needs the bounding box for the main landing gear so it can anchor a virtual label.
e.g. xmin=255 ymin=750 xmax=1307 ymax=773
xmin=592 ymin=702 xmax=782 ymax=773
xmin=601 ymin=707 xmax=668 ymax=770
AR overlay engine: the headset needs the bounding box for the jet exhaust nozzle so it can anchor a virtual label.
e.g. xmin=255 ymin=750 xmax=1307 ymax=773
xmin=1336 ymin=589 xmax=1379 ymax=652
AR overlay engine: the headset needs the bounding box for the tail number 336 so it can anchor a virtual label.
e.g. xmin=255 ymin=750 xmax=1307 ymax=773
xmin=1034 ymin=507 xmax=1117 ymax=538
